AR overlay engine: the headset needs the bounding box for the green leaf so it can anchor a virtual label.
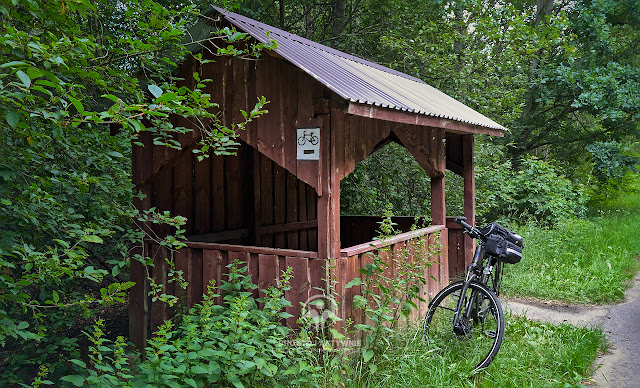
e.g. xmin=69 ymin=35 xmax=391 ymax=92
xmin=6 ymin=111 xmax=19 ymax=128
xmin=16 ymin=70 xmax=30 ymax=88
xmin=68 ymin=96 xmax=84 ymax=113
xmin=52 ymin=290 xmax=59 ymax=303
xmin=84 ymin=235 xmax=103 ymax=244
xmin=60 ymin=375 xmax=86 ymax=386
xmin=148 ymin=84 xmax=163 ymax=98
xmin=362 ymin=349 xmax=374 ymax=362
xmin=344 ymin=277 xmax=363 ymax=289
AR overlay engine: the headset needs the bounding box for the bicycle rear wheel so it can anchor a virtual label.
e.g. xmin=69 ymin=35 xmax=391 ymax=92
xmin=423 ymin=281 xmax=505 ymax=373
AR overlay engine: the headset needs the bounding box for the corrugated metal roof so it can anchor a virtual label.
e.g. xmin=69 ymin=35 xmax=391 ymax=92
xmin=203 ymin=6 xmax=505 ymax=132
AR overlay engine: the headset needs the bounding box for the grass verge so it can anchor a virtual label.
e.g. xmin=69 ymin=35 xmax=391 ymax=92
xmin=500 ymin=190 xmax=640 ymax=304
xmin=341 ymin=315 xmax=605 ymax=387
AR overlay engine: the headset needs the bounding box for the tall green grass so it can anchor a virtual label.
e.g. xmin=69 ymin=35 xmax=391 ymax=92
xmin=344 ymin=315 xmax=605 ymax=387
xmin=501 ymin=189 xmax=640 ymax=304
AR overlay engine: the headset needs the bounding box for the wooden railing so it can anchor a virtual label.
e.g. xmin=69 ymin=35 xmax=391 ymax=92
xmin=130 ymin=225 xmax=448 ymax=346
xmin=334 ymin=225 xmax=448 ymax=331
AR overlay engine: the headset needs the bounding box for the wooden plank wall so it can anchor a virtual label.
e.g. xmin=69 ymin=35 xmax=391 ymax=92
xmin=145 ymin=242 xmax=324 ymax=333
xmin=254 ymin=152 xmax=319 ymax=251
xmin=199 ymin=52 xmax=328 ymax=194
xmin=446 ymin=218 xmax=469 ymax=280
xmin=132 ymin=136 xmax=319 ymax=250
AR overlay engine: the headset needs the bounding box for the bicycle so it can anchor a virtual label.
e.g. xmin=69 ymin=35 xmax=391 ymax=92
xmin=297 ymin=130 xmax=319 ymax=146
xmin=422 ymin=216 xmax=523 ymax=373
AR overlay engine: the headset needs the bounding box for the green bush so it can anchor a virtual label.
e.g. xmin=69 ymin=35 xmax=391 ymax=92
xmin=477 ymin=156 xmax=586 ymax=226
xmin=61 ymin=261 xmax=321 ymax=387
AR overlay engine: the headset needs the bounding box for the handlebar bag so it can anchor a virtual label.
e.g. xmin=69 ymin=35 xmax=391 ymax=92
xmin=480 ymin=223 xmax=523 ymax=264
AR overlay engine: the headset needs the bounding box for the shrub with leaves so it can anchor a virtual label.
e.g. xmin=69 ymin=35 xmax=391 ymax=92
xmin=0 ymin=0 xmax=270 ymax=384
xmin=477 ymin=156 xmax=586 ymax=225
xmin=62 ymin=261 xmax=321 ymax=388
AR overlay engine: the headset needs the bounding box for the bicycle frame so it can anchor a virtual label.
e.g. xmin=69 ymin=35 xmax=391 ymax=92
xmin=452 ymin=241 xmax=501 ymax=334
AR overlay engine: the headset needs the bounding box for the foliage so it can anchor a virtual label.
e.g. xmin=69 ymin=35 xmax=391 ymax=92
xmin=476 ymin=155 xmax=586 ymax=226
xmin=59 ymin=261 xmax=321 ymax=387
xmin=585 ymin=141 xmax=639 ymax=206
xmin=340 ymin=142 xmax=431 ymax=217
xmin=0 ymin=0 xmax=271 ymax=384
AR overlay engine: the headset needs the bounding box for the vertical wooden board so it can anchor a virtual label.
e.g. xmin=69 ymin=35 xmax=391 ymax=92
xmin=332 ymin=108 xmax=346 ymax=181
xmin=202 ymin=249 xmax=225 ymax=305
xmin=297 ymin=179 xmax=308 ymax=250
xmin=128 ymin=245 xmax=148 ymax=349
xmin=259 ymin=155 xmax=274 ymax=247
xmin=258 ymin=58 xmax=285 ymax=165
xmin=232 ymin=59 xmax=249 ymax=135
xmin=228 ymin=251 xmax=250 ymax=267
xmin=243 ymin=60 xmax=258 ymax=146
xmin=174 ymin=248 xmax=190 ymax=306
xmin=211 ymin=155 xmax=226 ymax=232
xmin=152 ymin=167 xmax=173 ymax=236
xmin=284 ymin=257 xmax=310 ymax=328
xmin=189 ymin=249 xmax=203 ymax=307
xmin=257 ymin=254 xmax=279 ymax=295
xmin=273 ymin=165 xmax=286 ymax=248
xmin=150 ymin=245 xmax=167 ymax=333
xmin=173 ymin=151 xmax=194 ymax=235
xmin=222 ymin=58 xmax=235 ymax=129
xmin=194 ymin=154 xmax=212 ymax=234
xmin=307 ymin=185 xmax=318 ymax=251
xmin=440 ymin=229 xmax=450 ymax=286
xmin=226 ymin=147 xmax=243 ymax=231
xmin=342 ymin=255 xmax=361 ymax=326
xmin=308 ymin=258 xmax=327 ymax=299
xmin=283 ymin=63 xmax=299 ymax=174
xmin=295 ymin=70 xmax=314 ymax=127
xmin=330 ymin=258 xmax=346 ymax=334
xmin=248 ymin=253 xmax=260 ymax=298
xmin=286 ymin=172 xmax=299 ymax=249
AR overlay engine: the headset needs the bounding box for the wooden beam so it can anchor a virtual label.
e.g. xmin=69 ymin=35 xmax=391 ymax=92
xmin=182 ymin=241 xmax=319 ymax=259
xmin=462 ymin=134 xmax=476 ymax=267
xmin=393 ymin=126 xmax=443 ymax=178
xmin=340 ymin=225 xmax=445 ymax=257
xmin=346 ymin=102 xmax=505 ymax=137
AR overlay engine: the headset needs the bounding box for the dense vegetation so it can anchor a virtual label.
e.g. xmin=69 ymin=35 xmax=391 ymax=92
xmin=1 ymin=0 xmax=639 ymax=386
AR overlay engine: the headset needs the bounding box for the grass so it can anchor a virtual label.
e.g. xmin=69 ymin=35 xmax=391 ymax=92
xmin=331 ymin=315 xmax=606 ymax=387
xmin=501 ymin=189 xmax=640 ymax=304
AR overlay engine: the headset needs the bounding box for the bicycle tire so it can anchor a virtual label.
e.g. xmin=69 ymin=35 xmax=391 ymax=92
xmin=422 ymin=281 xmax=505 ymax=373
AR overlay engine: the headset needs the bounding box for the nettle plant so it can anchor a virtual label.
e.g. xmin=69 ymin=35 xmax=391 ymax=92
xmin=345 ymin=206 xmax=441 ymax=375
xmin=62 ymin=261 xmax=321 ymax=388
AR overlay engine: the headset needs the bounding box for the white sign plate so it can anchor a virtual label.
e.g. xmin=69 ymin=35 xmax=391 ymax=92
xmin=296 ymin=127 xmax=320 ymax=160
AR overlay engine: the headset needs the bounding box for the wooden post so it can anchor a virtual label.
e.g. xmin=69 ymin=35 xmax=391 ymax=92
xmin=317 ymin=114 xmax=340 ymax=259
xmin=462 ymin=134 xmax=475 ymax=267
xmin=430 ymin=128 xmax=447 ymax=226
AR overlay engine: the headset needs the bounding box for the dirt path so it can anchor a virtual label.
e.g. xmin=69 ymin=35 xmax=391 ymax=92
xmin=503 ymin=272 xmax=640 ymax=387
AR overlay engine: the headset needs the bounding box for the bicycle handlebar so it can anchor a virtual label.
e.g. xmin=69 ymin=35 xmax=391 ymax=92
xmin=453 ymin=217 xmax=486 ymax=241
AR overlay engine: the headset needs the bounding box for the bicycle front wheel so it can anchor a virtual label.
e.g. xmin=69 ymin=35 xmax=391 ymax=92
xmin=422 ymin=281 xmax=505 ymax=373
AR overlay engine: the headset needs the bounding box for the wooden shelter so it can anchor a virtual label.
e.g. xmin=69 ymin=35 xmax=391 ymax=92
xmin=129 ymin=7 xmax=505 ymax=347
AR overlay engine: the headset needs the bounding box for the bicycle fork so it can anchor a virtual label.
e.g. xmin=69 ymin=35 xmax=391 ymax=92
xmin=452 ymin=248 xmax=488 ymax=336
